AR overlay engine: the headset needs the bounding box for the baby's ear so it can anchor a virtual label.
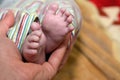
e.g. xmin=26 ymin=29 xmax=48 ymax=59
xmin=2 ymin=10 xmax=15 ymax=28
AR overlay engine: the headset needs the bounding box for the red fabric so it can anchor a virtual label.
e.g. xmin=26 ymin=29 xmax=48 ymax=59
xmin=90 ymin=0 xmax=120 ymax=24
xmin=90 ymin=0 xmax=120 ymax=7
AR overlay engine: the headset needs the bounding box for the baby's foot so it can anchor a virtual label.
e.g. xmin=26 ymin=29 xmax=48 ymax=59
xmin=22 ymin=22 xmax=46 ymax=64
xmin=42 ymin=3 xmax=74 ymax=53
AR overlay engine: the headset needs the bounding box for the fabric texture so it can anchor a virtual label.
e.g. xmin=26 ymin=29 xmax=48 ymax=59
xmin=0 ymin=0 xmax=44 ymax=49
xmin=90 ymin=0 xmax=120 ymax=24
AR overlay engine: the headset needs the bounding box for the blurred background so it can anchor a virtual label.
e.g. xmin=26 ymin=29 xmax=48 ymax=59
xmin=53 ymin=0 xmax=120 ymax=80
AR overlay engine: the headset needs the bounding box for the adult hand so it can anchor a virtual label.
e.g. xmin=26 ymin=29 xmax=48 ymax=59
xmin=0 ymin=11 xmax=71 ymax=80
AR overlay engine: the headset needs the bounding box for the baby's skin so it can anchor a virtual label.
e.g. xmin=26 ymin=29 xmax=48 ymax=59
xmin=22 ymin=3 xmax=74 ymax=64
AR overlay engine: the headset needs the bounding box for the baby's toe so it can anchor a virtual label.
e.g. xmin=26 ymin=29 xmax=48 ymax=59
xmin=66 ymin=16 xmax=74 ymax=33
xmin=63 ymin=10 xmax=71 ymax=21
xmin=65 ymin=25 xmax=74 ymax=34
xmin=66 ymin=15 xmax=73 ymax=24
xmin=46 ymin=3 xmax=59 ymax=14
xmin=68 ymin=25 xmax=74 ymax=32
xmin=28 ymin=34 xmax=40 ymax=42
xmin=28 ymin=42 xmax=39 ymax=49
xmin=31 ymin=22 xmax=41 ymax=31
xmin=57 ymin=8 xmax=66 ymax=16
xmin=28 ymin=29 xmax=43 ymax=42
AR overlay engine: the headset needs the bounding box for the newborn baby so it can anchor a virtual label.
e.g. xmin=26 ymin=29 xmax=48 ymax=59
xmin=22 ymin=3 xmax=74 ymax=64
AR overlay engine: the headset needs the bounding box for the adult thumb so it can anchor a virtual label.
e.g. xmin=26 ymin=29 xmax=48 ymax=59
xmin=0 ymin=10 xmax=14 ymax=37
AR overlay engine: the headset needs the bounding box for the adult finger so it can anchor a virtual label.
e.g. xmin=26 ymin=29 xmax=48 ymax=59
xmin=0 ymin=10 xmax=14 ymax=37
xmin=48 ymin=34 xmax=71 ymax=71
xmin=59 ymin=35 xmax=76 ymax=69
xmin=59 ymin=41 xmax=73 ymax=69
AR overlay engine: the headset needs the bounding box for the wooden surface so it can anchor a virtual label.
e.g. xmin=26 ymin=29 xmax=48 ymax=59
xmin=53 ymin=19 xmax=120 ymax=80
